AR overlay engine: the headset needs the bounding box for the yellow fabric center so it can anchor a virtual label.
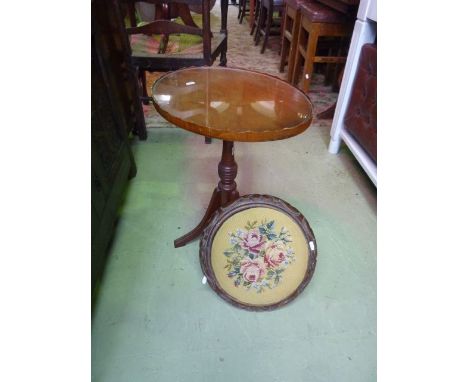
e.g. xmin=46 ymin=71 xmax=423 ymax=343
xmin=211 ymin=207 xmax=309 ymax=306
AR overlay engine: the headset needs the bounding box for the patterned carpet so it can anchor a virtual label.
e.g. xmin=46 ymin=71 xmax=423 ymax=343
xmin=142 ymin=2 xmax=338 ymax=128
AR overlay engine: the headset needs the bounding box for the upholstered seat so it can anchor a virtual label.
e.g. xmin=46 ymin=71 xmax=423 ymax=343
xmin=129 ymin=27 xmax=202 ymax=57
xmin=129 ymin=28 xmax=226 ymax=60
xmin=284 ymin=0 xmax=307 ymax=10
xmin=299 ymin=1 xmax=348 ymax=24
xmin=128 ymin=10 xmax=223 ymax=57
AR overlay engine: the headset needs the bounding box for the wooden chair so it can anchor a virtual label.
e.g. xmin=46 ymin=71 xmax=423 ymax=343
xmin=279 ymin=0 xmax=308 ymax=81
xmin=124 ymin=0 xmax=228 ymax=98
xmin=123 ymin=0 xmax=228 ymax=143
xmin=291 ymin=0 xmax=354 ymax=92
xmin=254 ymin=0 xmax=284 ymax=54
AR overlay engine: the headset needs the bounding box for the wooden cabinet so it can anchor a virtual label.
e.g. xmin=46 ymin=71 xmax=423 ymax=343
xmin=91 ymin=0 xmax=144 ymax=296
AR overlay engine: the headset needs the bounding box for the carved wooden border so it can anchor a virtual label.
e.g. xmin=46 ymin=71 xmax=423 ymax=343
xmin=199 ymin=194 xmax=317 ymax=311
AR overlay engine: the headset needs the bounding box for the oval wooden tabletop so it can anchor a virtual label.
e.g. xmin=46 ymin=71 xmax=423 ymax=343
xmin=151 ymin=67 xmax=313 ymax=142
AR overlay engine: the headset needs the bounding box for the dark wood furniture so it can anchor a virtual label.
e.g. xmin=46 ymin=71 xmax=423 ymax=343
xmin=126 ymin=0 xmax=202 ymax=53
xmin=92 ymin=0 xmax=141 ymax=297
xmin=249 ymin=0 xmax=258 ymax=28
xmin=254 ymin=0 xmax=284 ymax=54
xmin=124 ymin=0 xmax=228 ymax=96
xmin=280 ymin=1 xmax=359 ymax=85
xmin=316 ymin=0 xmax=357 ymax=13
xmin=291 ymin=0 xmax=355 ymax=92
xmin=279 ymin=0 xmax=308 ymax=81
xmin=238 ymin=0 xmax=250 ymax=24
xmin=189 ymin=0 xmax=217 ymax=13
xmin=92 ymin=0 xmax=147 ymax=140
xmin=125 ymin=0 xmax=228 ymax=143
xmin=249 ymin=0 xmax=262 ymax=36
xmin=125 ymin=0 xmax=217 ymax=52
xmin=151 ymin=67 xmax=313 ymax=247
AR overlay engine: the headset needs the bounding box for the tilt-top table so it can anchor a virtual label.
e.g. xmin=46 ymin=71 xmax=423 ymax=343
xmin=151 ymin=67 xmax=313 ymax=248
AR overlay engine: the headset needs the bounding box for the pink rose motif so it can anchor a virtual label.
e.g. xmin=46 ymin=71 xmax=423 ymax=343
xmin=240 ymin=259 xmax=266 ymax=283
xmin=240 ymin=228 xmax=265 ymax=255
xmin=263 ymin=241 xmax=287 ymax=268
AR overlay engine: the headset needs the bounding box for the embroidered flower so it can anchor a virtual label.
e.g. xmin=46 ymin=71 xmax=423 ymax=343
xmin=263 ymin=241 xmax=287 ymax=268
xmin=223 ymin=220 xmax=295 ymax=292
xmin=240 ymin=228 xmax=265 ymax=255
xmin=240 ymin=259 xmax=266 ymax=283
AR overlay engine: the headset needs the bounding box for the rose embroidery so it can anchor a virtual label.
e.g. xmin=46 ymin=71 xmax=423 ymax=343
xmin=240 ymin=259 xmax=266 ymax=282
xmin=224 ymin=220 xmax=295 ymax=293
xmin=263 ymin=241 xmax=287 ymax=268
xmin=240 ymin=228 xmax=265 ymax=255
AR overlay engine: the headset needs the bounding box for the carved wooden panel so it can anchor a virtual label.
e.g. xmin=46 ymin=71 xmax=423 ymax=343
xmin=92 ymin=0 xmax=141 ymax=299
xmin=92 ymin=0 xmax=146 ymax=140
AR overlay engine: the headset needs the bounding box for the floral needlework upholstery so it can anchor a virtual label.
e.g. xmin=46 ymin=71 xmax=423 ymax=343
xmin=223 ymin=221 xmax=295 ymax=292
xmin=211 ymin=207 xmax=310 ymax=306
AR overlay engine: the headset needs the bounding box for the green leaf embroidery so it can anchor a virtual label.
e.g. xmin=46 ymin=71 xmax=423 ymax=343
xmin=224 ymin=219 xmax=295 ymax=293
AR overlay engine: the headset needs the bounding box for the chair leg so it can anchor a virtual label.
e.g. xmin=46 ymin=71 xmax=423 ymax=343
xmin=279 ymin=37 xmax=290 ymax=72
xmin=291 ymin=24 xmax=306 ymax=86
xmin=279 ymin=11 xmax=291 ymax=72
xmin=239 ymin=0 xmax=247 ymax=24
xmin=249 ymin=19 xmax=255 ymax=35
xmin=250 ymin=0 xmax=259 ymax=35
xmin=255 ymin=5 xmax=265 ymax=45
xmin=286 ymin=13 xmax=300 ymax=83
xmin=220 ymin=41 xmax=227 ymax=66
xmin=300 ymin=30 xmax=319 ymax=92
xmin=238 ymin=0 xmax=243 ymax=19
xmin=331 ymin=40 xmax=344 ymax=89
xmin=261 ymin=5 xmax=273 ymax=53
xmin=324 ymin=47 xmax=334 ymax=85
xmin=317 ymin=103 xmax=336 ymax=119
xmin=178 ymin=4 xmax=199 ymax=28
xmin=158 ymin=34 xmax=169 ymax=54
xmin=140 ymin=69 xmax=149 ymax=105
xmin=278 ymin=8 xmax=285 ymax=55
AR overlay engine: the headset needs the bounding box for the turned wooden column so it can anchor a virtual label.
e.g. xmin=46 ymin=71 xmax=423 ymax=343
xmin=218 ymin=141 xmax=239 ymax=205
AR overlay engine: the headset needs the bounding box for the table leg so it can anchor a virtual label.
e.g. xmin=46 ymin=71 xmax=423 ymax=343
xmin=317 ymin=103 xmax=336 ymax=119
xmin=217 ymin=141 xmax=239 ymax=205
xmin=174 ymin=140 xmax=240 ymax=248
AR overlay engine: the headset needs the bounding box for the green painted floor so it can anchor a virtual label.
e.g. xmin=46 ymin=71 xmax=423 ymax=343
xmin=92 ymin=121 xmax=377 ymax=381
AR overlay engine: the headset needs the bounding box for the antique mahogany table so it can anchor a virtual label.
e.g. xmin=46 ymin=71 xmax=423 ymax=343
xmin=151 ymin=67 xmax=313 ymax=248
